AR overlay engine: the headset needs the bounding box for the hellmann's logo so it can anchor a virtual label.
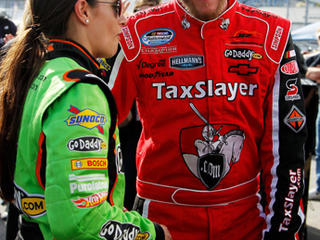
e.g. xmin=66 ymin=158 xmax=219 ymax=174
xmin=65 ymin=106 xmax=106 ymax=133
xmin=169 ymin=55 xmax=204 ymax=70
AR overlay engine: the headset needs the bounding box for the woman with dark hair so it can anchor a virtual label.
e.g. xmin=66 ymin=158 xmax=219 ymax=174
xmin=0 ymin=0 xmax=171 ymax=239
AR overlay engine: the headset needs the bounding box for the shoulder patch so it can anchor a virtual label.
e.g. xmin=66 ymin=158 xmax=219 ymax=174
xmin=238 ymin=3 xmax=291 ymax=64
xmin=63 ymin=69 xmax=90 ymax=82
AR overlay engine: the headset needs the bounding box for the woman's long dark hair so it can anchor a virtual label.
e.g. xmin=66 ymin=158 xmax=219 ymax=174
xmin=0 ymin=0 xmax=95 ymax=201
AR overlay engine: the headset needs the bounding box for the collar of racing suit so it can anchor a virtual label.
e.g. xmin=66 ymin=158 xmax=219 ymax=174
xmin=175 ymin=0 xmax=237 ymax=38
xmin=46 ymin=38 xmax=109 ymax=83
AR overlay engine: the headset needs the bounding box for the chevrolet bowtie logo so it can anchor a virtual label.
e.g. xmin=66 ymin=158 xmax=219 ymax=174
xmin=228 ymin=64 xmax=259 ymax=75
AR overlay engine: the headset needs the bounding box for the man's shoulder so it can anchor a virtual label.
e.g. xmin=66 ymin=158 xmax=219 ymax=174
xmin=120 ymin=2 xmax=174 ymax=61
xmin=236 ymin=3 xmax=291 ymax=64
xmin=236 ymin=3 xmax=290 ymax=27
xmin=127 ymin=1 xmax=174 ymax=26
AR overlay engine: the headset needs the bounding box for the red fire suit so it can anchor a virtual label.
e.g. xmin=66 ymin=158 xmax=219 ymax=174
xmin=109 ymin=0 xmax=307 ymax=239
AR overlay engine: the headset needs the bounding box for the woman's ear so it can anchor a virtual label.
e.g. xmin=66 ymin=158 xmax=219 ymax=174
xmin=74 ymin=0 xmax=91 ymax=25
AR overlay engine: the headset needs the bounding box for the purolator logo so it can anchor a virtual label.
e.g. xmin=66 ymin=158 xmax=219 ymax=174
xmin=65 ymin=105 xmax=106 ymax=133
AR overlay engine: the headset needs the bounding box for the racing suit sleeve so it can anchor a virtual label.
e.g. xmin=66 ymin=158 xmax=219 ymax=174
xmin=42 ymin=82 xmax=163 ymax=239
xmin=261 ymin=36 xmax=307 ymax=239
xmin=108 ymin=48 xmax=138 ymax=123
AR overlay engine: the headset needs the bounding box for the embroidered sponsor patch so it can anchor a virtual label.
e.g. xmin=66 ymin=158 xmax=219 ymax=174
xmin=284 ymin=105 xmax=306 ymax=133
xmin=224 ymin=49 xmax=262 ymax=61
xmin=141 ymin=45 xmax=177 ymax=54
xmin=137 ymin=59 xmax=165 ymax=69
xmin=100 ymin=220 xmax=150 ymax=240
xmin=71 ymin=158 xmax=108 ymax=170
xmin=69 ymin=174 xmax=108 ymax=194
xmin=180 ymin=118 xmax=245 ymax=190
xmin=169 ymin=55 xmax=205 ymax=70
xmin=97 ymin=58 xmax=112 ymax=72
xmin=228 ymin=64 xmax=259 ymax=75
xmin=271 ymin=26 xmax=283 ymax=51
xmin=285 ymin=79 xmax=301 ymax=101
xmin=284 ymin=50 xmax=296 ymax=59
xmin=72 ymin=192 xmax=108 ymax=208
xmin=67 ymin=136 xmax=106 ymax=152
xmin=65 ymin=106 xmax=106 ymax=133
xmin=141 ymin=28 xmax=175 ymax=47
xmin=14 ymin=185 xmax=46 ymax=218
xmin=281 ymin=60 xmax=299 ymax=75
xmin=122 ymin=26 xmax=134 ymax=49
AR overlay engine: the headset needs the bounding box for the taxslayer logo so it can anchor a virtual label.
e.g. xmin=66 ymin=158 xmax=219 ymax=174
xmin=180 ymin=103 xmax=245 ymax=190
xmin=100 ymin=220 xmax=150 ymax=240
xmin=224 ymin=49 xmax=262 ymax=61
xmin=281 ymin=60 xmax=299 ymax=75
xmin=71 ymin=158 xmax=108 ymax=170
xmin=169 ymin=55 xmax=205 ymax=70
xmin=122 ymin=26 xmax=134 ymax=49
xmin=67 ymin=136 xmax=106 ymax=152
xmin=271 ymin=26 xmax=283 ymax=51
xmin=65 ymin=106 xmax=106 ymax=134
xmin=14 ymin=185 xmax=46 ymax=218
xmin=284 ymin=105 xmax=306 ymax=133
xmin=285 ymin=79 xmax=301 ymax=101
xmin=141 ymin=28 xmax=175 ymax=47
xmin=152 ymin=80 xmax=258 ymax=101
xmin=72 ymin=192 xmax=108 ymax=208
xmin=279 ymin=168 xmax=302 ymax=232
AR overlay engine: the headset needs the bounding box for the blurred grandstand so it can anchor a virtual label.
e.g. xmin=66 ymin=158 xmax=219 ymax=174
xmin=0 ymin=0 xmax=24 ymax=27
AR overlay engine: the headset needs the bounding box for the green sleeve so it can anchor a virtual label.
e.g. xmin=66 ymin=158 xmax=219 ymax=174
xmin=42 ymin=82 xmax=159 ymax=240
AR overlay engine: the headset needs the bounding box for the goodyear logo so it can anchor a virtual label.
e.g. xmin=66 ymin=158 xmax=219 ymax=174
xmin=71 ymin=158 xmax=108 ymax=170
xmin=14 ymin=185 xmax=46 ymax=218
xmin=65 ymin=106 xmax=106 ymax=133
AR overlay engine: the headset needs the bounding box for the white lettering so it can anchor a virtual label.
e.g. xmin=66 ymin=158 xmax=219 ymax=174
xmin=152 ymin=80 xmax=258 ymax=101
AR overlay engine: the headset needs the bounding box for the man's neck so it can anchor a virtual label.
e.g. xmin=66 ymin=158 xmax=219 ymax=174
xmin=179 ymin=0 xmax=229 ymax=21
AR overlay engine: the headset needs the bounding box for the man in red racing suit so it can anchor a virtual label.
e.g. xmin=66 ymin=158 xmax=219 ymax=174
xmin=108 ymin=0 xmax=307 ymax=239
